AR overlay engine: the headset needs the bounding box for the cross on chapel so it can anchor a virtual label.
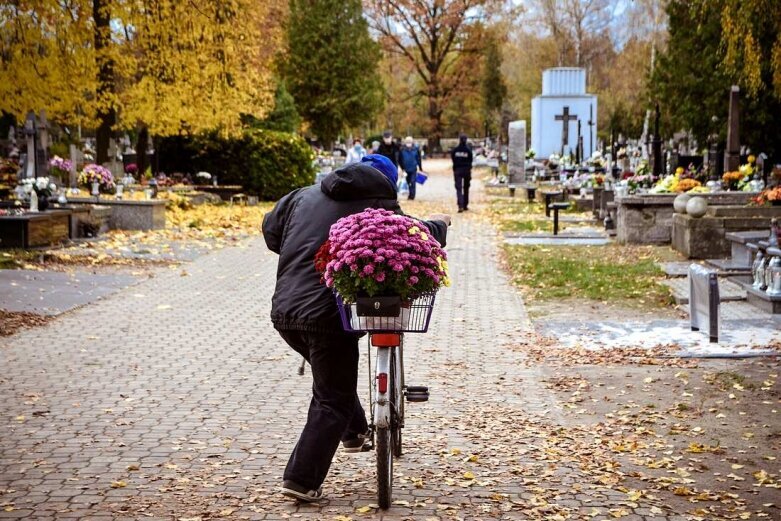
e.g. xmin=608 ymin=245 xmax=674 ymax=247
xmin=554 ymin=106 xmax=577 ymax=154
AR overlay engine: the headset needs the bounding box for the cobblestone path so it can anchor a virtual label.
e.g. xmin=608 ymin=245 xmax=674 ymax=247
xmin=2 ymin=162 xmax=697 ymax=520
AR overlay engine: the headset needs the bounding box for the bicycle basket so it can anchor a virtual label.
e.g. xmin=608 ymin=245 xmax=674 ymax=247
xmin=336 ymin=292 xmax=437 ymax=333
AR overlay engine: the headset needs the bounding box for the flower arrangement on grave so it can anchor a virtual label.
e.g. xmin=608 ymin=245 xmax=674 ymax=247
xmin=547 ymin=153 xmax=561 ymax=168
xmin=78 ymin=164 xmax=115 ymax=191
xmin=753 ymin=186 xmax=781 ymax=206
xmin=48 ymin=156 xmax=72 ymax=180
xmin=627 ymin=174 xmax=654 ymax=193
xmin=315 ymin=208 xmax=449 ymax=303
xmin=525 ymin=149 xmax=536 ymax=160
xmin=21 ymin=177 xmax=56 ymax=197
xmin=674 ymin=178 xmax=702 ymax=193
xmin=124 ymin=163 xmax=138 ymax=176
xmin=722 ymin=171 xmax=744 ymax=190
xmin=587 ymin=151 xmax=605 ymax=168
xmin=635 ymin=160 xmax=650 ymax=177
xmin=196 ymin=171 xmax=212 ymax=182
xmin=588 ymin=174 xmax=605 ymax=187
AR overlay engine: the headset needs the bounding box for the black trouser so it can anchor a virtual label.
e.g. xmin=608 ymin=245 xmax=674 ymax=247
xmin=405 ymin=170 xmax=417 ymax=199
xmin=277 ymin=329 xmax=368 ymax=490
xmin=454 ymin=169 xmax=471 ymax=209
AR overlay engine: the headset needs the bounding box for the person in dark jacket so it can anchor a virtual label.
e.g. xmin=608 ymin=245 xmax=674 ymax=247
xmin=376 ymin=130 xmax=401 ymax=170
xmin=399 ymin=136 xmax=422 ymax=200
xmin=451 ymin=134 xmax=473 ymax=212
xmin=262 ymin=154 xmax=449 ymax=502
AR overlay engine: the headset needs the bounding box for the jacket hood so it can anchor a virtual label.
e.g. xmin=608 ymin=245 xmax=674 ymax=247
xmin=321 ymin=163 xmax=398 ymax=201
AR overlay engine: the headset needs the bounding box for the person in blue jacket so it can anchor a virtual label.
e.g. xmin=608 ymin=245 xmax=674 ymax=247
xmin=399 ymin=136 xmax=422 ymax=200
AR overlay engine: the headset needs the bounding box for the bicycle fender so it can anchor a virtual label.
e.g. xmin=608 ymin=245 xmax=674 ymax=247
xmin=374 ymin=347 xmax=391 ymax=429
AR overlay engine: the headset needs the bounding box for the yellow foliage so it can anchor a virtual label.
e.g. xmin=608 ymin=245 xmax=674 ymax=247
xmin=0 ymin=0 xmax=284 ymax=134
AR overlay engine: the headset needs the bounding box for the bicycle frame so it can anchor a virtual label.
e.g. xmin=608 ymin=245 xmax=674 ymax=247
xmin=368 ymin=333 xmax=403 ymax=430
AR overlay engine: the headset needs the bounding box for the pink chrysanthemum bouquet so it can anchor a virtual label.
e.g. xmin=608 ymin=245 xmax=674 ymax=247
xmin=317 ymin=208 xmax=449 ymax=303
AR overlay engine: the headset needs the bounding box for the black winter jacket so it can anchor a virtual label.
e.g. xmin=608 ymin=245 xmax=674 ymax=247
xmin=262 ymin=163 xmax=448 ymax=333
xmin=451 ymin=142 xmax=473 ymax=173
xmin=376 ymin=141 xmax=401 ymax=167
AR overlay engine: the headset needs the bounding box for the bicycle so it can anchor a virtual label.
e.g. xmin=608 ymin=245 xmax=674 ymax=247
xmin=336 ymin=292 xmax=437 ymax=509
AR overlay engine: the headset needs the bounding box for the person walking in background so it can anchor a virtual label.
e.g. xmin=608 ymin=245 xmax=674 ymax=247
xmin=451 ymin=134 xmax=473 ymax=212
xmin=399 ymin=136 xmax=422 ymax=200
xmin=345 ymin=139 xmax=366 ymax=164
xmin=376 ymin=130 xmax=400 ymax=170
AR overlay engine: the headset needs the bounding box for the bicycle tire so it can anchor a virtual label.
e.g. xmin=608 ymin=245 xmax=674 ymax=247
xmin=376 ymin=426 xmax=392 ymax=508
xmin=392 ymin=347 xmax=403 ymax=457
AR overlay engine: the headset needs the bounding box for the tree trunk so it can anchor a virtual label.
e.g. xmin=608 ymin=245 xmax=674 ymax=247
xmin=136 ymin=126 xmax=149 ymax=179
xmin=93 ymin=0 xmax=115 ymax=165
xmin=427 ymin=86 xmax=442 ymax=154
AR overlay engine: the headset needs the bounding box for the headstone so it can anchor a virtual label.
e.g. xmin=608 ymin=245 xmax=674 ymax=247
xmin=531 ymin=68 xmax=598 ymax=158
xmin=587 ymin=105 xmax=595 ymax=157
xmin=7 ymin=125 xmax=15 ymax=145
xmin=508 ymin=120 xmax=526 ymax=185
xmin=22 ymin=111 xmax=36 ymax=180
xmin=36 ymin=110 xmax=49 ymax=178
xmin=69 ymin=144 xmax=81 ymax=189
xmin=651 ymin=104 xmax=663 ymax=176
xmin=724 ymin=85 xmax=740 ymax=172
xmin=555 ymin=106 xmax=577 ymax=156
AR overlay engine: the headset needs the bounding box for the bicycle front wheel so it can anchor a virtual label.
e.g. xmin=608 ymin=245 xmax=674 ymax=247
xmin=376 ymin=426 xmax=392 ymax=508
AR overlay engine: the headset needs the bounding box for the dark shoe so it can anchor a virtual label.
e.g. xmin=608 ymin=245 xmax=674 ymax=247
xmin=281 ymin=480 xmax=323 ymax=502
xmin=463 ymin=207 xmax=469 ymax=211
xmin=342 ymin=431 xmax=372 ymax=453
xmin=457 ymin=208 xmax=464 ymax=213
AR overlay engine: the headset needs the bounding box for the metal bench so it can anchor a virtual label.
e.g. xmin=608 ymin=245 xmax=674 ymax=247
xmin=548 ymin=202 xmax=570 ymax=235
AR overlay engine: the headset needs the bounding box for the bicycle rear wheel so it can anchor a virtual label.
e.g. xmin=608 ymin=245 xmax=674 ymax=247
xmin=392 ymin=345 xmax=403 ymax=457
xmin=377 ymin=348 xmax=399 ymax=509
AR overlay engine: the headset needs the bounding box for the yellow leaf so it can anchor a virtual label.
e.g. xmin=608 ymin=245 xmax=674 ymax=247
xmin=110 ymin=480 xmax=127 ymax=488
xmin=731 ymin=463 xmax=744 ymax=470
xmin=450 ymin=448 xmax=462 ymax=455
xmin=463 ymin=471 xmax=475 ymax=479
xmin=355 ymin=506 xmax=373 ymax=514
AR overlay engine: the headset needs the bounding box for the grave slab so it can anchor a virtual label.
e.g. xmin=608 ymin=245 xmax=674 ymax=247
xmin=536 ymin=313 xmax=779 ymax=357
xmin=662 ymin=277 xmax=746 ymax=305
xmin=0 ymin=269 xmax=140 ymax=315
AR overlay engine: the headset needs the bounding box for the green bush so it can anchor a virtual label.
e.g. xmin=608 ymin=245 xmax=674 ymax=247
xmin=158 ymin=129 xmax=316 ymax=200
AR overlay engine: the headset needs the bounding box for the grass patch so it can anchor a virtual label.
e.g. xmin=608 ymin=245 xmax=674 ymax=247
xmin=488 ymin=196 xmax=592 ymax=233
xmin=503 ymin=243 xmax=675 ymax=308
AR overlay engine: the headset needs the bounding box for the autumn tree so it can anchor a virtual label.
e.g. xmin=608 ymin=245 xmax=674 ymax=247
xmin=0 ymin=0 xmax=282 ymax=165
xmin=720 ymin=0 xmax=781 ymax=99
xmin=284 ymin=0 xmax=383 ymax=146
xmin=652 ymin=0 xmax=781 ymax=157
xmin=366 ymin=0 xmax=502 ymax=152
xmin=0 ymin=1 xmax=96 ymax=128
xmin=480 ymin=34 xmax=507 ymax=138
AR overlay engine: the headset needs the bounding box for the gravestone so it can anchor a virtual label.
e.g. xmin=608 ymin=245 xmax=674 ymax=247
xmin=651 ymin=104 xmax=663 ymax=176
xmin=69 ymin=144 xmax=82 ymax=188
xmin=507 ymin=120 xmax=526 ymax=185
xmin=22 ymin=111 xmax=36 ymax=179
xmin=531 ymin=68 xmax=598 ymax=158
xmin=36 ymin=110 xmax=49 ymax=178
xmin=724 ymin=85 xmax=740 ymax=172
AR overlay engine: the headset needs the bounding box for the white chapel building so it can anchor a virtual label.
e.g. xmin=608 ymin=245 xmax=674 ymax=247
xmin=531 ymin=67 xmax=598 ymax=159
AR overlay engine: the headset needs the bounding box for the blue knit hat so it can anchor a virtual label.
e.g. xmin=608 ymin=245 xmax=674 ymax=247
xmin=361 ymin=154 xmax=398 ymax=188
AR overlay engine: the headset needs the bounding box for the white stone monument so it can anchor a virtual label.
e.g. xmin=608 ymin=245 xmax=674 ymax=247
xmin=531 ymin=68 xmax=598 ymax=159
xmin=508 ymin=120 xmax=526 ymax=184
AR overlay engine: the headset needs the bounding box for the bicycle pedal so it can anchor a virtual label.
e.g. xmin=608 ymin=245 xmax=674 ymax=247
xmin=406 ymin=392 xmax=429 ymax=403
xmin=405 ymin=386 xmax=429 ymax=393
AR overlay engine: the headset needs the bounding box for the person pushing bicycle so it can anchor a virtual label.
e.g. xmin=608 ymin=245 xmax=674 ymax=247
xmin=262 ymin=154 xmax=450 ymax=502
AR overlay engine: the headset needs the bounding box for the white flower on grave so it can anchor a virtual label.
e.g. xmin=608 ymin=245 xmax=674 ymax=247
xmin=196 ymin=171 xmax=212 ymax=179
xmin=49 ymin=183 xmax=56 ymax=191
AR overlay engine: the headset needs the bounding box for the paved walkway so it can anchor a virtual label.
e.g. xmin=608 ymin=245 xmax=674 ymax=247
xmin=0 ymin=162 xmax=728 ymax=520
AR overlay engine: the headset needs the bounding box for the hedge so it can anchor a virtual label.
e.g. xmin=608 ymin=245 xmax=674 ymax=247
xmin=157 ymin=129 xmax=316 ymax=201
